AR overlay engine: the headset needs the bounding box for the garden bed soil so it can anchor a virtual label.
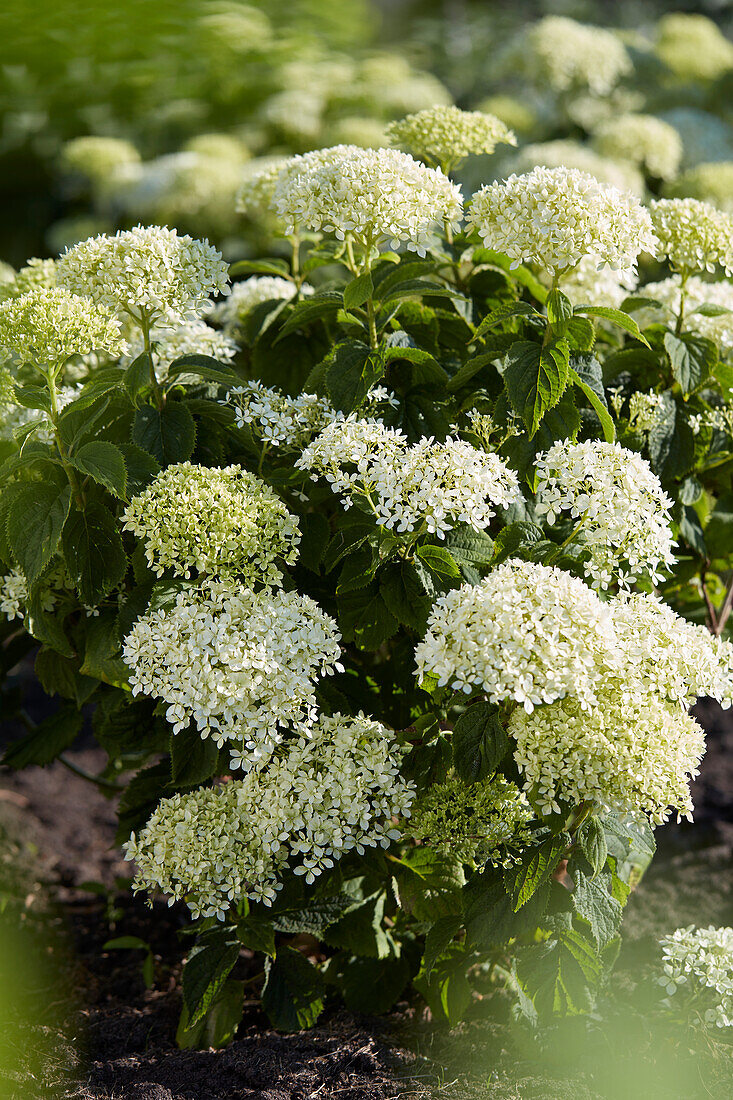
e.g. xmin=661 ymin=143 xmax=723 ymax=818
xmin=0 ymin=697 xmax=731 ymax=1100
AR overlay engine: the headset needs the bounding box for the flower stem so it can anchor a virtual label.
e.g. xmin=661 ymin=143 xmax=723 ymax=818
xmin=140 ymin=313 xmax=164 ymax=410
xmin=46 ymin=368 xmax=86 ymax=510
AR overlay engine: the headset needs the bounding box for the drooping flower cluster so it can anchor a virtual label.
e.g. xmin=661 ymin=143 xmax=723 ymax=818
xmin=649 ymin=199 xmax=733 ymax=276
xmin=658 ymin=925 xmax=733 ymax=1029
xmin=122 ymin=580 xmax=342 ymax=763
xmin=57 ymin=225 xmax=231 ymax=325
xmin=0 ymin=258 xmax=57 ymax=301
xmin=640 ymin=276 xmax=733 ymax=353
xmin=226 ymin=382 xmax=336 ymax=448
xmin=0 ymin=287 xmax=127 ymax=371
xmin=206 ymin=277 xmax=312 ymax=334
xmin=405 ymin=772 xmax=532 ymax=867
xmin=122 ymin=463 xmax=299 ymax=584
xmin=508 ymin=692 xmax=704 ymax=823
xmin=386 ymin=105 xmax=516 ymax=170
xmin=468 ymin=167 xmax=657 ymax=274
xmin=535 ymin=440 xmax=676 ymax=589
xmin=591 ymin=114 xmax=683 ymax=181
xmin=123 ymin=318 xmax=238 ymax=379
xmin=414 ymin=559 xmax=615 ymax=711
xmin=297 ymin=416 xmax=520 ymax=537
xmin=125 ymin=713 xmax=414 ymax=917
xmin=525 ymin=16 xmax=632 ymax=96
xmin=272 ymin=144 xmax=463 ymax=255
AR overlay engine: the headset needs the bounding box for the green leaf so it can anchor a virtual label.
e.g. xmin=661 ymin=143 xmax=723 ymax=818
xmin=170 ymin=726 xmax=220 ymax=787
xmin=35 ymin=647 xmax=98 ymax=704
xmin=62 ymin=502 xmax=127 ymax=605
xmin=381 ymin=278 xmax=457 ymax=304
xmin=516 ymin=927 xmax=602 ymax=1017
xmin=323 ymin=521 xmax=373 ymax=573
xmin=443 ymin=526 xmax=495 ymax=576
xmin=275 ymin=291 xmax=343 ymax=340
xmin=379 ymin=560 xmax=431 ymax=633
xmin=343 ymin=269 xmax=374 ymax=311
xmin=236 ymin=916 xmax=276 ymax=958
xmin=664 ymin=332 xmax=716 ymax=394
xmin=452 ymin=702 xmax=510 ymax=785
xmin=262 ymin=947 xmax=325 ymax=1032
xmin=6 ymin=482 xmax=72 ymax=585
xmin=574 ymin=305 xmax=650 ymax=347
xmin=124 ymin=351 xmax=154 ymax=402
xmin=503 ymin=339 xmax=569 ymax=436
xmin=546 ymin=289 xmax=573 ymax=334
xmin=705 ymin=492 xmax=733 ymax=558
xmin=326 ymin=953 xmax=412 ymax=1015
xmin=12 ymin=384 xmax=53 ymax=414
xmin=115 ymin=761 xmax=171 ymax=845
xmin=473 ymin=301 xmax=542 ymax=341
xmin=465 ymin=870 xmax=549 ymax=949
xmin=132 ymin=402 xmax=196 ymax=466
xmin=177 ymin=979 xmax=244 ymax=1049
xmin=69 ymin=441 xmax=127 ymax=499
xmin=492 ymin=521 xmax=543 ymax=564
xmin=165 ymin=354 xmax=240 ymax=387
xmin=414 ymin=945 xmax=473 ymax=1025
xmin=416 ymin=544 xmax=461 ymax=581
xmin=338 ymin=586 xmax=399 ymax=650
xmin=183 ymin=927 xmax=241 ymax=1027
xmin=569 ymin=365 xmax=615 ymax=443
xmin=297 ymin=512 xmax=331 ymax=573
xmin=324 ymin=893 xmax=391 ymax=958
xmin=572 ymin=872 xmax=622 ymax=949
xmin=25 ymin=587 xmax=74 ymax=657
xmin=392 ymin=847 xmax=464 ymax=923
xmin=336 ymin=541 xmax=376 ymax=594
xmin=576 ymin=817 xmax=608 ymax=880
xmin=229 ymin=258 xmax=291 ymax=278
xmin=507 ymin=834 xmax=568 ymax=911
xmin=325 ymin=341 xmax=382 ymax=413
xmin=422 ymin=915 xmax=463 ymax=977
xmin=2 ymin=706 xmax=82 ymax=769
xmin=648 ymin=392 xmax=695 ymax=481
xmin=117 ymin=444 xmax=160 ymax=497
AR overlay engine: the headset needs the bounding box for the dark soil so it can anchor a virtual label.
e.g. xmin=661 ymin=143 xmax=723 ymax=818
xmin=0 ymin=696 xmax=732 ymax=1100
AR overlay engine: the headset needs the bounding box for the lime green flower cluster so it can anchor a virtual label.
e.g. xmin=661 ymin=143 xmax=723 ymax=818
xmin=386 ymin=105 xmax=516 ymax=173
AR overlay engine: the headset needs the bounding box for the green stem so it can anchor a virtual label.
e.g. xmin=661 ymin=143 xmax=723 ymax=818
xmin=675 ymin=271 xmax=690 ymax=337
xmin=257 ymin=441 xmax=269 ymax=476
xmin=46 ymin=369 xmax=85 ymax=510
xmin=345 ymin=236 xmax=358 ymax=276
xmin=291 ymin=232 xmax=301 ymax=283
xmin=363 ymin=248 xmax=378 ymax=351
xmin=546 ymin=513 xmax=588 ymax=563
xmin=58 ymin=754 xmax=124 ymax=792
xmin=140 ymin=314 xmax=164 ymax=410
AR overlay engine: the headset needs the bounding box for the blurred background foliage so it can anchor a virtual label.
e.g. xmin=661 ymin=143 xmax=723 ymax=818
xmin=1 ymin=0 xmax=733 ymax=264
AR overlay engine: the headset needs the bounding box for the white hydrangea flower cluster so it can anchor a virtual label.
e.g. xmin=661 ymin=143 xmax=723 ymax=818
xmin=535 ymin=440 xmax=676 ymax=589
xmin=125 ymin=713 xmax=414 ymax=917
xmin=628 ymin=390 xmax=666 ymax=433
xmin=658 ymin=925 xmax=733 ymax=1029
xmin=61 ymin=136 xmax=141 ymax=184
xmin=57 ymin=226 xmax=230 ymax=326
xmin=122 ymin=580 xmax=342 ymax=763
xmin=225 ymin=381 xmax=336 ymax=448
xmin=0 ymin=258 xmax=57 ymax=302
xmin=122 ymin=463 xmax=299 ymax=585
xmin=0 ymin=288 xmax=126 ymax=371
xmin=468 ymin=167 xmax=657 ymax=274
xmin=510 ymin=141 xmax=644 ymax=197
xmin=123 ymin=319 xmax=238 ymax=379
xmin=640 ymin=276 xmax=733 ymax=353
xmin=649 ymin=199 xmax=733 ymax=277
xmin=297 ymin=416 xmax=520 ymax=538
xmin=592 ymin=114 xmax=683 ymax=181
xmin=0 ymin=384 xmax=80 ymax=443
xmin=415 ymin=559 xmax=616 ymax=712
xmin=206 ymin=277 xmax=313 ymax=333
xmin=386 ymin=105 xmax=516 ymax=170
xmin=0 ymin=564 xmax=69 ymax=621
xmin=547 ymin=255 xmax=638 ymax=308
xmin=655 ymin=13 xmax=733 ymax=84
xmin=272 ymin=145 xmax=463 ymax=255
xmin=665 ymin=163 xmax=733 ymax=215
xmin=508 ymin=692 xmax=704 ymax=823
xmin=526 ymin=16 xmax=632 ymax=96
xmin=689 ymin=404 xmax=733 ymax=436
xmin=235 ymin=155 xmax=290 ymax=226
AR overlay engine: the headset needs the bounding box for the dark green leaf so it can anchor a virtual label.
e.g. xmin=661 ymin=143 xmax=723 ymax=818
xmin=132 ymin=402 xmax=196 ymax=465
xmin=62 ymin=502 xmax=127 ymax=605
xmin=183 ymin=927 xmax=241 ymax=1027
xmin=343 ymin=269 xmax=374 ymax=311
xmin=3 ymin=706 xmax=82 ymax=769
xmin=507 ymin=834 xmax=568 ymax=910
xmin=124 ymin=352 xmax=154 ymax=402
xmin=648 ymin=392 xmax=695 ymax=481
xmin=379 ymin=560 xmax=431 ymax=633
xmin=325 ymin=341 xmax=382 ymax=413
xmin=452 ymin=702 xmax=510 ymax=785
xmin=416 ymin=544 xmax=461 ymax=581
xmin=70 ymin=441 xmax=127 ymax=499
xmin=473 ymin=301 xmax=542 ymax=341
xmin=392 ymin=847 xmax=464 ymax=922
xmin=569 ymin=366 xmax=615 ymax=443
xmin=422 ymin=915 xmax=463 ymax=976
xmin=574 ymin=305 xmax=650 ymax=347
xmin=324 ymin=893 xmax=390 ymax=958
xmin=236 ymin=916 xmax=276 ymax=958
xmin=576 ymin=817 xmax=608 ymax=879
xmin=297 ymin=512 xmax=330 ymax=573
xmin=327 ymin=953 xmax=412 ymax=1015
xmin=572 ymin=871 xmax=622 ymax=948
xmin=229 ymin=259 xmax=291 ymax=277
xmin=275 ymin=292 xmax=343 ymax=339
xmin=338 ymin=586 xmax=399 ymax=650
xmin=336 ymin=541 xmax=376 ymax=594
xmin=262 ymin=947 xmax=325 ymax=1032
xmin=170 ymin=726 xmax=220 ymax=787
xmin=118 ymin=444 xmax=160 ymax=497
xmin=177 ymin=979 xmax=244 ymax=1049
xmin=503 ymin=339 xmax=569 ymax=436
xmin=664 ymin=332 xmax=716 ymax=394
xmin=6 ymin=482 xmax=72 ymax=585
xmin=546 ymin=289 xmax=573 ymax=334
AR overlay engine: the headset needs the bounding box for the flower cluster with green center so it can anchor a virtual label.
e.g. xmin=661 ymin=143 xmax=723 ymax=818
xmin=122 ymin=580 xmax=342 ymax=765
xmin=297 ymin=415 xmax=520 ymax=537
xmin=535 ymin=440 xmax=676 ymax=589
xmin=0 ymin=287 xmax=127 ymax=371
xmin=386 ymin=105 xmax=516 ymax=171
xmin=57 ymin=225 xmax=230 ymax=325
xmin=272 ymin=144 xmax=463 ymax=255
xmin=468 ymin=167 xmax=657 ymax=274
xmin=125 ymin=713 xmax=414 ymax=917
xmin=122 ymin=463 xmax=300 ymax=585
xmin=658 ymin=925 xmax=733 ymax=1029
xmin=649 ymin=199 xmax=733 ymax=276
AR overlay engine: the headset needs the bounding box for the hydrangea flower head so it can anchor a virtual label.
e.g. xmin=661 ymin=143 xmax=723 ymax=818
xmin=226 ymin=382 xmax=336 ymax=448
xmin=658 ymin=925 xmax=733 ymax=1029
xmin=123 ymin=318 xmax=238 ymax=380
xmin=414 ymin=559 xmax=615 ymax=711
xmin=0 ymin=257 xmax=57 ymax=302
xmin=57 ymin=225 xmax=230 ymax=325
xmin=61 ymin=136 xmax=141 ymax=184
xmin=511 ymin=141 xmax=644 ymax=196
xmin=235 ymin=155 xmax=290 ymax=225
xmin=649 ymin=199 xmax=733 ymax=276
xmin=535 ymin=440 xmax=675 ymax=589
xmin=122 ymin=462 xmax=299 ymax=584
xmin=386 ymin=105 xmax=516 ymax=171
xmin=468 ymin=167 xmax=656 ymax=274
xmin=0 ymin=287 xmax=126 ymax=370
xmin=122 ymin=580 xmax=342 ymax=760
xmin=592 ymin=114 xmax=683 ymax=181
xmin=664 ymin=163 xmax=733 ymax=215
xmin=526 ymin=16 xmax=632 ymax=96
xmin=543 ymin=255 xmax=638 ymax=309
xmin=640 ymin=276 xmax=733 ymax=352
xmin=206 ymin=277 xmax=312 ymax=334
xmin=272 ymin=144 xmax=463 ymax=255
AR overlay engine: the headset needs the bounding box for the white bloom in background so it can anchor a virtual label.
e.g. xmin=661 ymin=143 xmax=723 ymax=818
xmin=508 ymin=691 xmax=704 ymax=823
xmin=122 ymin=580 xmax=342 ymax=760
xmin=592 ymin=114 xmax=683 ymax=181
xmin=535 ymin=440 xmax=675 ymax=589
xmin=298 ymin=416 xmax=520 ymax=538
xmin=122 ymin=462 xmax=299 ymax=584
xmin=226 ymin=381 xmax=336 ymax=448
xmin=57 ymin=225 xmax=230 ymax=326
xmin=509 ymin=141 xmax=645 ymax=197
xmin=649 ymin=199 xmax=733 ymax=277
xmin=658 ymin=925 xmax=733 ymax=1029
xmin=0 ymin=384 xmax=80 ymax=443
xmin=639 ymin=276 xmax=733 ymax=353
xmin=0 ymin=257 xmax=57 ymax=302
xmin=0 ymin=288 xmax=126 ymax=371
xmin=206 ymin=277 xmax=312 ymax=333
xmin=235 ymin=155 xmax=290 ymax=225
xmin=469 ymin=167 xmax=656 ymax=274
xmin=665 ymin=163 xmax=733 ymax=214
xmin=386 ymin=105 xmax=516 ymax=170
xmin=123 ymin=318 xmax=238 ymax=379
xmin=262 ymin=88 xmax=325 ymax=144
xmin=61 ymin=136 xmax=141 ymax=184
xmin=655 ymin=13 xmax=733 ymax=84
xmin=273 ymin=144 xmax=463 ymax=255
xmin=628 ymin=390 xmax=666 ymax=433
xmin=548 ymin=255 xmax=638 ymax=308
xmin=125 ymin=712 xmax=414 ymax=917
xmin=660 ymin=109 xmax=733 ymax=171
xmin=526 ymin=16 xmax=632 ymax=96
xmin=415 ymin=559 xmax=615 ymax=712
